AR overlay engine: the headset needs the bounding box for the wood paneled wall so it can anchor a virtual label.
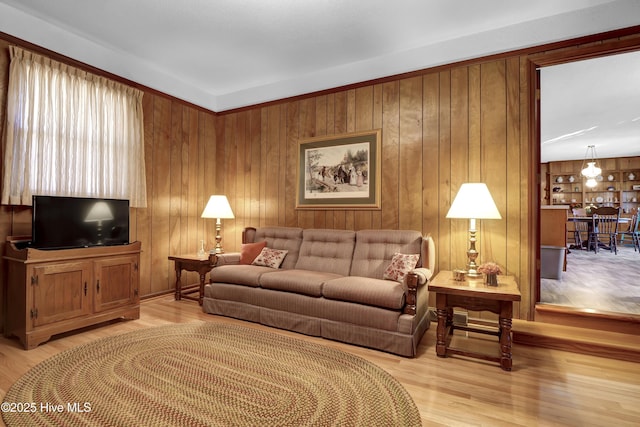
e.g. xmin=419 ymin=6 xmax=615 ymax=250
xmin=2 ymin=30 xmax=640 ymax=333
xmin=211 ymin=59 xmax=531 ymax=320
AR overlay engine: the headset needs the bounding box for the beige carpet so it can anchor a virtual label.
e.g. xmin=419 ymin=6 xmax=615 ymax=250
xmin=2 ymin=322 xmax=421 ymax=426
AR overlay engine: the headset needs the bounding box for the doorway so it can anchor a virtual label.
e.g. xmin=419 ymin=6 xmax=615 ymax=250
xmin=534 ymin=46 xmax=640 ymax=318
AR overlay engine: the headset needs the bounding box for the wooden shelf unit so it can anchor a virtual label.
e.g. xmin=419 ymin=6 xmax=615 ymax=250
xmin=3 ymin=239 xmax=141 ymax=349
xmin=544 ymin=156 xmax=640 ymax=215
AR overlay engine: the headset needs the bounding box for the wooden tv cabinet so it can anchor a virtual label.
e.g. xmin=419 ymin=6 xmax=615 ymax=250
xmin=3 ymin=238 xmax=141 ymax=349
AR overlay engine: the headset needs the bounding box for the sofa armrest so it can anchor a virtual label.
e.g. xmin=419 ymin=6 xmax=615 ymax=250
xmin=403 ymin=272 xmax=419 ymax=315
xmin=411 ymin=267 xmax=432 ymax=285
xmin=215 ymin=252 xmax=241 ymax=266
xmin=403 ymin=268 xmax=432 ymax=315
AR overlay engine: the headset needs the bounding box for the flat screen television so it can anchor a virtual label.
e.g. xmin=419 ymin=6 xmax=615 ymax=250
xmin=32 ymin=195 xmax=130 ymax=250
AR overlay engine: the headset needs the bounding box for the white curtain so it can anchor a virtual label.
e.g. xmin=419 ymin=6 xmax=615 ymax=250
xmin=2 ymin=46 xmax=147 ymax=207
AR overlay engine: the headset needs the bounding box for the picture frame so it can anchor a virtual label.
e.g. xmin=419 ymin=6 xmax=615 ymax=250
xmin=296 ymin=129 xmax=381 ymax=210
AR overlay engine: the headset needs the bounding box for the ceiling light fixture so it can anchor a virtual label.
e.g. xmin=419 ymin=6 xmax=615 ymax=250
xmin=580 ymin=145 xmax=602 ymax=178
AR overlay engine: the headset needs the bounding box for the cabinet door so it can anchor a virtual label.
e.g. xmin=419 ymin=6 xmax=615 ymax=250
xmin=94 ymin=255 xmax=139 ymax=312
xmin=32 ymin=261 xmax=92 ymax=327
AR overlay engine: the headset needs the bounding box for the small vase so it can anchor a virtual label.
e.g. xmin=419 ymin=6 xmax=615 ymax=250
xmin=485 ymin=273 xmax=498 ymax=286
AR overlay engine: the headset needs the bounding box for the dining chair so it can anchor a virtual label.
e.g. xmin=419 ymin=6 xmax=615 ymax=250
xmin=573 ymin=219 xmax=590 ymax=250
xmin=619 ymin=213 xmax=639 ymax=252
xmin=569 ymin=208 xmax=590 ymax=250
xmin=587 ymin=206 xmax=620 ymax=254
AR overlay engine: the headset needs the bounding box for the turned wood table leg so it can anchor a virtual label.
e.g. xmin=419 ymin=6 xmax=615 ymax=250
xmin=499 ymin=301 xmax=514 ymax=371
xmin=435 ymin=293 xmax=448 ymax=358
xmin=174 ymin=264 xmax=183 ymax=301
xmin=198 ymin=272 xmax=206 ymax=306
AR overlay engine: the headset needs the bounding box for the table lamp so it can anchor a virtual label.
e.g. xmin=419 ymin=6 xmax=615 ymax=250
xmin=201 ymin=195 xmax=235 ymax=254
xmin=446 ymin=183 xmax=502 ymax=277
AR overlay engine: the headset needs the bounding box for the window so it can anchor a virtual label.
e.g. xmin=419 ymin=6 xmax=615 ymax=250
xmin=2 ymin=46 xmax=147 ymax=207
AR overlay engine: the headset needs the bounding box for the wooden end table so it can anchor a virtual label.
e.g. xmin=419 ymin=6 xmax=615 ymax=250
xmin=168 ymin=253 xmax=217 ymax=305
xmin=428 ymin=270 xmax=521 ymax=371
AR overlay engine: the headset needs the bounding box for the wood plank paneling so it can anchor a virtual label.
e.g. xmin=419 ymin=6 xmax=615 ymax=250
xmin=399 ymin=77 xmax=423 ymax=232
xmin=381 ymin=81 xmax=400 ymax=230
xmin=506 ymin=57 xmax=523 ymax=316
xmin=136 ymin=94 xmax=154 ymax=297
xmin=449 ymin=68 xmax=470 ymax=272
xmin=437 ymin=71 xmax=453 ymax=272
xmin=421 ymin=73 xmax=440 ymax=261
xmin=151 ymin=96 xmax=173 ymax=295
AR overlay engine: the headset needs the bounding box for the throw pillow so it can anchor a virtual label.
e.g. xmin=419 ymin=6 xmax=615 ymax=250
xmin=251 ymin=247 xmax=288 ymax=269
xmin=240 ymin=241 xmax=267 ymax=265
xmin=383 ymin=253 xmax=419 ymax=282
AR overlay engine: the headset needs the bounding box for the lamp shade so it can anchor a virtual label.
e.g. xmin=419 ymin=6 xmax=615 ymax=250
xmin=446 ymin=183 xmax=502 ymax=220
xmin=201 ymin=195 xmax=235 ymax=219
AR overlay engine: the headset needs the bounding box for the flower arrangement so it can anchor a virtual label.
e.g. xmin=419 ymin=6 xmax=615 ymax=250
xmin=477 ymin=262 xmax=502 ymax=275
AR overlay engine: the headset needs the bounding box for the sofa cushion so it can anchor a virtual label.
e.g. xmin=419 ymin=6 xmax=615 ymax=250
xmin=240 ymin=241 xmax=267 ymax=264
xmin=246 ymin=227 xmax=303 ymax=270
xmin=350 ymin=229 xmax=422 ymax=279
xmin=294 ymin=229 xmax=356 ymax=276
xmin=259 ymin=269 xmax=342 ymax=297
xmin=322 ymin=276 xmax=406 ymax=310
xmin=210 ymin=265 xmax=275 ymax=288
xmin=383 ymin=253 xmax=419 ymax=282
xmin=252 ymin=248 xmax=288 ymax=269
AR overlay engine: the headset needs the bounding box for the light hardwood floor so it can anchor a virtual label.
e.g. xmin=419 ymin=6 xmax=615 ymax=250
xmin=2 ymin=296 xmax=640 ymax=427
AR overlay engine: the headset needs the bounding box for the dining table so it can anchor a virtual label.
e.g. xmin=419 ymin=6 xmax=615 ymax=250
xmin=567 ymin=215 xmax=630 ymax=251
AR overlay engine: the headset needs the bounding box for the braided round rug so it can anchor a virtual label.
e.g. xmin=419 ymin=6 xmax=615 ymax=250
xmin=2 ymin=322 xmax=421 ymax=426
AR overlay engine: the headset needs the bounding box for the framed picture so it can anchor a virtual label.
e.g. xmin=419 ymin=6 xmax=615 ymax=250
xmin=296 ymin=129 xmax=381 ymax=210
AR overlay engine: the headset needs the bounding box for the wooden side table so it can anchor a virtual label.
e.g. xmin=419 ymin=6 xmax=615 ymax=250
xmin=168 ymin=253 xmax=217 ymax=305
xmin=428 ymin=270 xmax=521 ymax=371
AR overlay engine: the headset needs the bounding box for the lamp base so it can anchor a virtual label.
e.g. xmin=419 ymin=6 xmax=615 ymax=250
xmin=214 ymin=218 xmax=224 ymax=254
xmin=465 ymin=244 xmax=481 ymax=277
xmin=465 ymin=270 xmax=482 ymax=278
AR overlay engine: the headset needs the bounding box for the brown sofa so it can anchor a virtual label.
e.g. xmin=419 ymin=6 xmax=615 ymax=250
xmin=202 ymin=226 xmax=435 ymax=357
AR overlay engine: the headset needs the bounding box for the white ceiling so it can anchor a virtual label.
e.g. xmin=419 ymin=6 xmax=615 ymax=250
xmin=541 ymin=51 xmax=640 ymax=163
xmin=0 ymin=0 xmax=639 ymax=161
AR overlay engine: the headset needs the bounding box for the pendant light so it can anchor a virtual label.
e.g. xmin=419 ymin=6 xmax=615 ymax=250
xmin=580 ymin=145 xmax=602 ymax=178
